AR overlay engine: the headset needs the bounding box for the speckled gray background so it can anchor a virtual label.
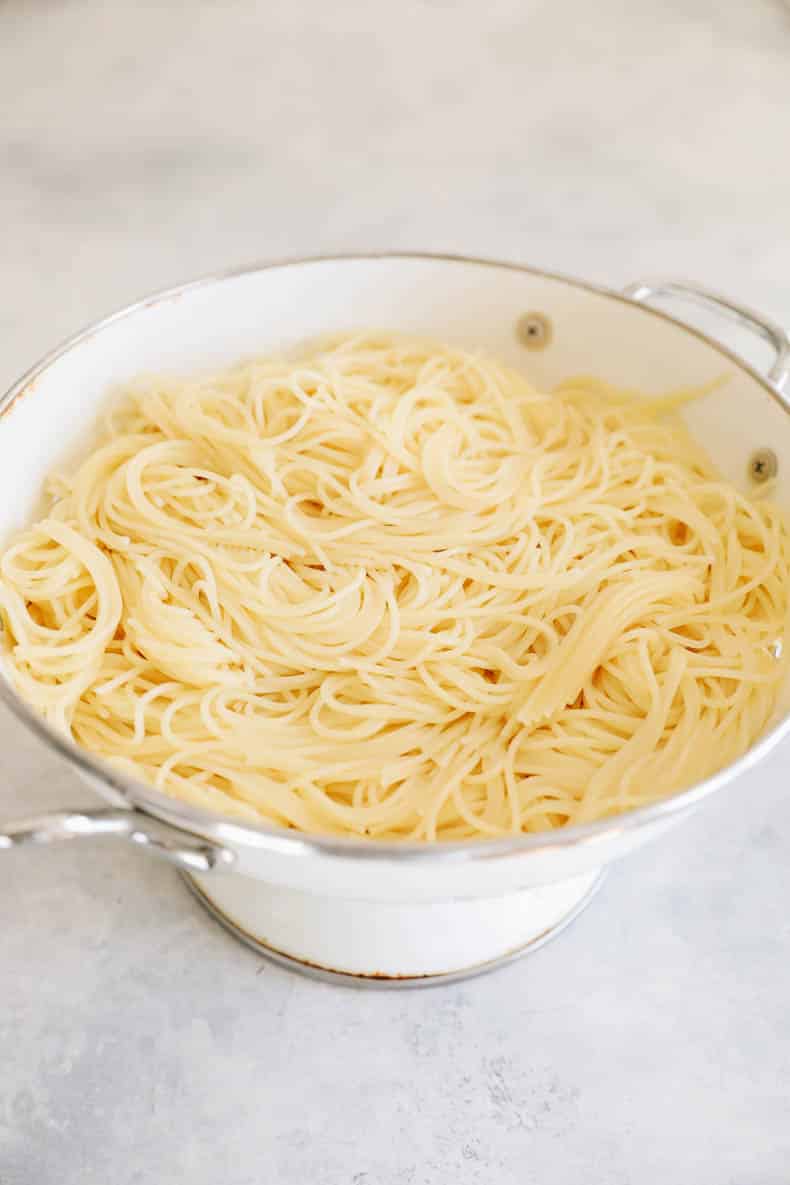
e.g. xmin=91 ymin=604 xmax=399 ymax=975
xmin=2 ymin=2 xmax=790 ymax=1181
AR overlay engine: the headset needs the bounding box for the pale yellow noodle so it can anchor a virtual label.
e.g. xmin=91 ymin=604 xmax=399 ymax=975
xmin=0 ymin=334 xmax=788 ymax=840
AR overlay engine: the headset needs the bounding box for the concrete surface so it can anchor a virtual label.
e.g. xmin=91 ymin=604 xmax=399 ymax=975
xmin=2 ymin=1 xmax=790 ymax=1181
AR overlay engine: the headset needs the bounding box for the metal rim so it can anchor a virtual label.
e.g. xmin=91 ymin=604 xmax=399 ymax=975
xmin=0 ymin=250 xmax=788 ymax=865
xmin=181 ymin=868 xmax=607 ymax=988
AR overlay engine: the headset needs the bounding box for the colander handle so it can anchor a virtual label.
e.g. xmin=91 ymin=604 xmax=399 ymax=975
xmin=0 ymin=807 xmax=234 ymax=873
xmin=623 ymin=278 xmax=790 ymax=396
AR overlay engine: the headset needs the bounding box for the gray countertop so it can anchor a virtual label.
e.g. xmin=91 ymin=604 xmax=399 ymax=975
xmin=2 ymin=2 xmax=790 ymax=1181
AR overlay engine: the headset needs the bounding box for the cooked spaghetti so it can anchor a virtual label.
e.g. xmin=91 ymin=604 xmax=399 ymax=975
xmin=0 ymin=334 xmax=788 ymax=839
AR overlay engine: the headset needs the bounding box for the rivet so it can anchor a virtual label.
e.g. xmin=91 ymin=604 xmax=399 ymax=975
xmin=749 ymin=448 xmax=778 ymax=484
xmin=516 ymin=312 xmax=553 ymax=351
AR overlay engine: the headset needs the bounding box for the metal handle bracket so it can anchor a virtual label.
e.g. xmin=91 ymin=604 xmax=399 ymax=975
xmin=623 ymin=278 xmax=790 ymax=395
xmin=0 ymin=807 xmax=234 ymax=874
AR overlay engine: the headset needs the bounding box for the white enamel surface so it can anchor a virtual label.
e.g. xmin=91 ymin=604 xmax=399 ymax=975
xmin=1 ymin=258 xmax=788 ymax=971
xmin=189 ymin=867 xmax=602 ymax=977
xmin=3 ymin=258 xmax=788 ymax=533
xmin=196 ymin=807 xmax=683 ymax=902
